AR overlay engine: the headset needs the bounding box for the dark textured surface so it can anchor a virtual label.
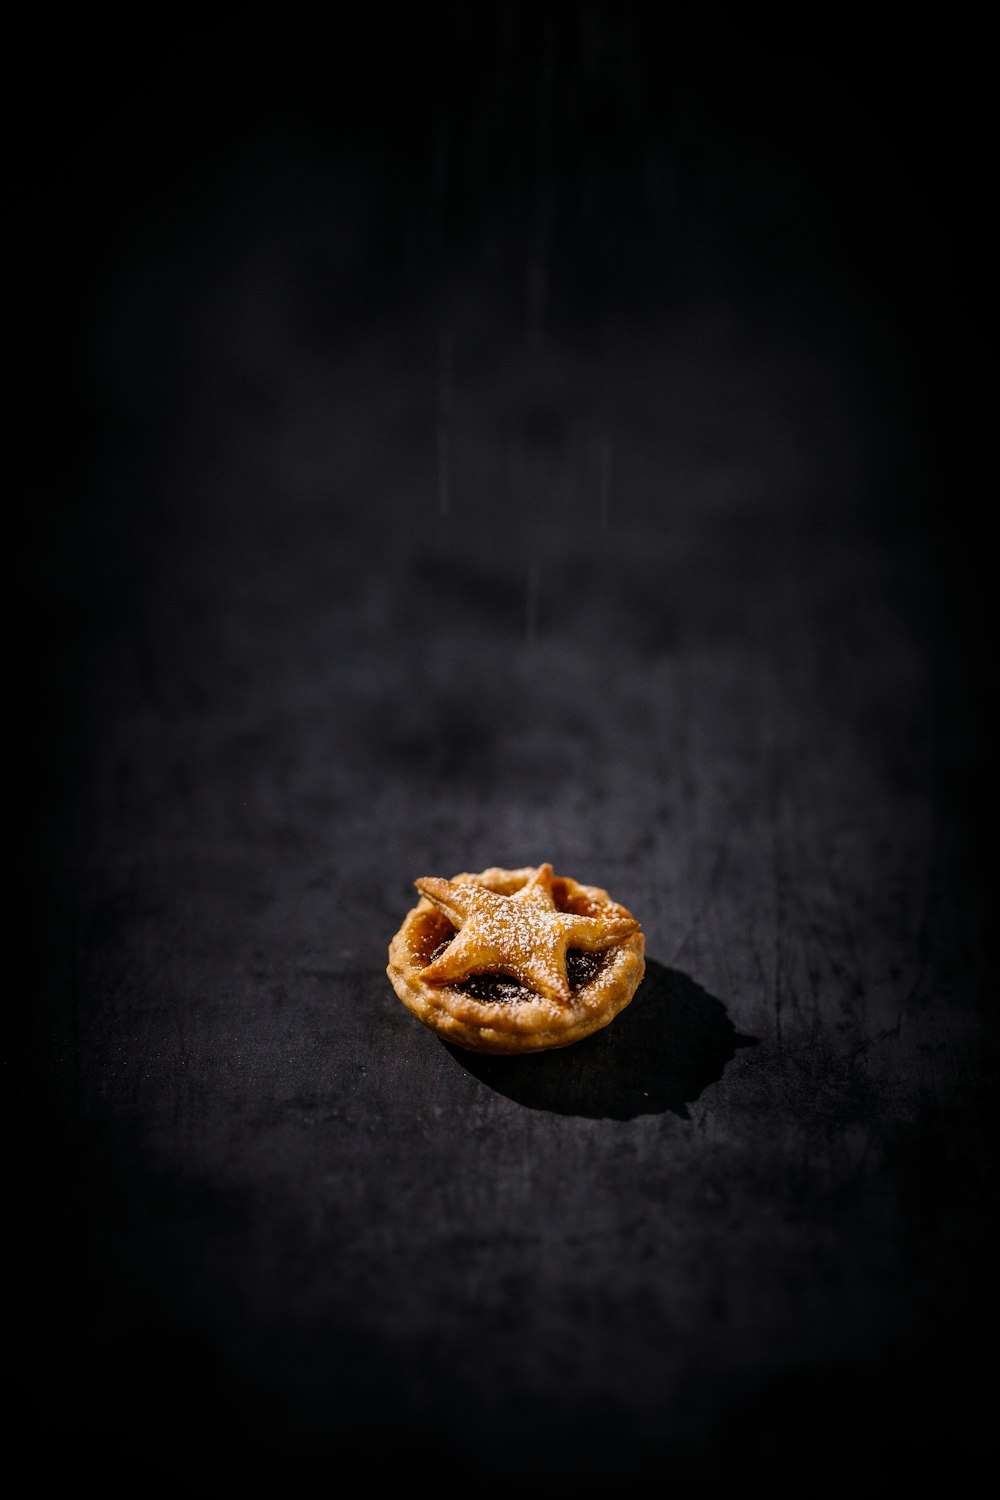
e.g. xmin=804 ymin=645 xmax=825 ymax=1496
xmin=15 ymin=9 xmax=993 ymax=1488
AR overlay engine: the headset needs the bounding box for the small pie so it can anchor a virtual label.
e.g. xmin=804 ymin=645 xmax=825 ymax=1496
xmin=386 ymin=863 xmax=645 ymax=1054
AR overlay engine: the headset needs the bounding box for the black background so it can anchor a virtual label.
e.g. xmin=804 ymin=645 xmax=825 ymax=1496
xmin=13 ymin=4 xmax=995 ymax=1487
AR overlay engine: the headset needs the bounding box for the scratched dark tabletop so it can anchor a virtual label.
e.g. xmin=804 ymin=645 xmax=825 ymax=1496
xmin=13 ymin=11 xmax=994 ymax=1490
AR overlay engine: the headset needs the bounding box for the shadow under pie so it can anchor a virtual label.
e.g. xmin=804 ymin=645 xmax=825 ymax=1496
xmin=445 ymin=958 xmax=758 ymax=1120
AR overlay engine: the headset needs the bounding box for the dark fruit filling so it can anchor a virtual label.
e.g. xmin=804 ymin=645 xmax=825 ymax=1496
xmin=425 ymin=942 xmax=607 ymax=1004
xmin=566 ymin=950 xmax=604 ymax=988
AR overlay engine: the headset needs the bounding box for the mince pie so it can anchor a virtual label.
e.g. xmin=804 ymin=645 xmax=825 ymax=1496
xmin=386 ymin=863 xmax=645 ymax=1054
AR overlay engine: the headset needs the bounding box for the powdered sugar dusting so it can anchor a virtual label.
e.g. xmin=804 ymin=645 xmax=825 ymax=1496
xmin=416 ymin=866 xmax=638 ymax=1006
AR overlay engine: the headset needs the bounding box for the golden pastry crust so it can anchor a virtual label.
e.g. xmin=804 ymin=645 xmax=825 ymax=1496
xmin=386 ymin=863 xmax=646 ymax=1054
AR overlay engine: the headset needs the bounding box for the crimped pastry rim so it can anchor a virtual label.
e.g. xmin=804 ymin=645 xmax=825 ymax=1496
xmin=386 ymin=864 xmax=646 ymax=1055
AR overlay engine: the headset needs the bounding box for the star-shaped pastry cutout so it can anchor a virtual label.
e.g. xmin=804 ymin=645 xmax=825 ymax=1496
xmin=415 ymin=862 xmax=640 ymax=1006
